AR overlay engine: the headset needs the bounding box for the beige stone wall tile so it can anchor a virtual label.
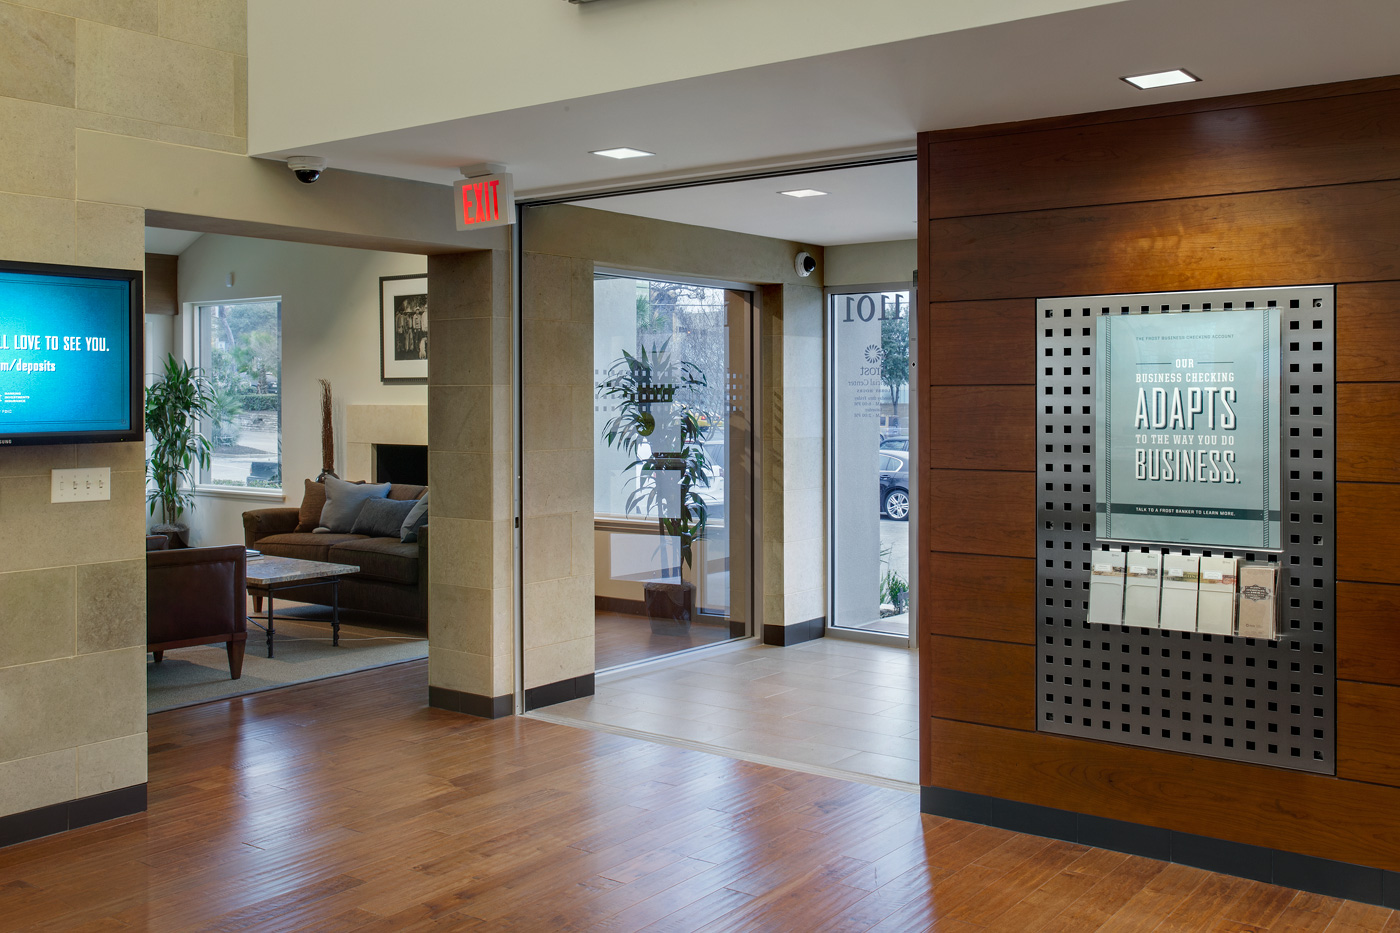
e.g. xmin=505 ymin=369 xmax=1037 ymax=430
xmin=75 ymin=200 xmax=143 ymax=269
xmin=76 ymin=731 xmax=145 ymax=798
xmin=0 ymin=444 xmax=75 ymax=477
xmin=75 ymin=19 xmax=235 ymax=135
xmin=0 ymin=191 xmax=75 ymax=265
xmin=523 ymin=252 xmax=572 ymax=321
xmin=763 ymin=593 xmax=784 ymax=629
xmin=75 ymin=559 xmax=144 ymax=654
xmin=428 ymin=250 xmax=506 ymax=322
xmin=427 ymin=450 xmax=492 ymax=521
xmin=524 ymin=635 xmax=593 ymax=689
xmin=522 ymin=320 xmax=590 ymax=387
xmin=75 ymin=108 xmax=245 ymax=152
xmin=569 ymin=258 xmax=594 ymax=323
xmin=22 ymin=0 xmax=157 ymax=33
xmin=427 ymin=644 xmax=494 ymax=698
xmin=0 ymin=747 xmax=76 ymax=818
xmin=427 ymin=583 xmax=503 ymax=656
xmin=0 ymin=470 xmax=144 ymax=573
xmin=490 ymin=385 xmax=513 ymax=453
xmin=522 ymin=449 xmax=590 ymax=519
xmin=427 ymin=385 xmax=493 ymax=451
xmin=0 ymin=98 xmax=75 ymax=198
xmin=158 ymin=0 xmax=244 ymax=54
xmin=0 ymin=567 xmax=75 ymax=669
xmin=0 ymin=2 xmax=75 ymax=107
xmin=522 ymin=384 xmax=573 ymax=453
xmin=427 ymin=517 xmax=495 ymax=590
xmin=491 ymin=649 xmax=514 ymax=696
xmin=232 ymin=52 xmax=245 ymax=138
xmin=523 ymin=574 xmax=592 ymax=650
xmin=75 ymin=441 xmax=143 ymax=472
xmin=344 ymin=404 xmax=427 ymax=447
xmin=430 ymin=317 xmax=495 ymax=387
xmin=570 ymin=385 xmax=597 ymax=450
xmin=0 ymin=646 xmax=144 ymax=761
xmin=785 ymin=586 xmax=825 ymax=626
xmin=522 ymin=512 xmax=572 ymax=585
xmin=784 ymin=496 xmax=824 ymax=543
xmin=570 ymin=511 xmax=593 ymax=578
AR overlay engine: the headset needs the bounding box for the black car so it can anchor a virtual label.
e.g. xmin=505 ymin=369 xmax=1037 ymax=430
xmin=879 ymin=450 xmax=910 ymax=521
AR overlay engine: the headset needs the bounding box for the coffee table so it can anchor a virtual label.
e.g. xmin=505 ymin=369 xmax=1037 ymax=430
xmin=245 ymin=555 xmax=360 ymax=658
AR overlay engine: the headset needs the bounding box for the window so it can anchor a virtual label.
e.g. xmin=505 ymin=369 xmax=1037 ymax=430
xmin=192 ymin=300 xmax=282 ymax=490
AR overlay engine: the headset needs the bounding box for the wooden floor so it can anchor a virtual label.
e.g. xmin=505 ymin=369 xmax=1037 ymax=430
xmin=595 ymin=610 xmax=731 ymax=671
xmin=2 ymin=661 xmax=1395 ymax=932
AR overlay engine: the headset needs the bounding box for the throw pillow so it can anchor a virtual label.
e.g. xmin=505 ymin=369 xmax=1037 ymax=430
xmin=400 ymin=490 xmax=430 ymax=543
xmin=351 ymin=497 xmax=418 ymax=538
xmin=295 ymin=479 xmax=327 ymax=533
xmin=316 ymin=476 xmax=391 ymax=533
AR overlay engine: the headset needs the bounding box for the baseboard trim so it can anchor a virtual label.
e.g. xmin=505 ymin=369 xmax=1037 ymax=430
xmin=525 ymin=674 xmax=596 ymax=711
xmin=428 ymin=685 xmax=512 ymax=719
xmin=921 ymin=785 xmax=1400 ymax=909
xmin=0 ymin=784 xmax=147 ymax=849
xmin=763 ymin=616 xmax=825 ymax=647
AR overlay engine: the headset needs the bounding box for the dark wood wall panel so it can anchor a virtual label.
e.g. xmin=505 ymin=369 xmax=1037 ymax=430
xmin=926 ymin=636 xmax=1035 ymax=731
xmin=927 ymin=386 xmax=1034 ymax=471
xmin=927 ymin=180 xmax=1400 ymax=303
xmin=927 ymin=300 xmax=1034 ymax=385
xmin=1336 ymin=282 xmax=1400 ymax=382
xmin=927 ymin=470 xmax=1035 ymax=558
xmin=926 ymin=89 xmax=1400 ymax=219
xmin=143 ymin=252 xmax=177 ymax=316
xmin=1337 ymin=681 xmax=1400 ymax=788
xmin=1336 ymin=582 xmax=1400 ymax=687
xmin=1337 ymin=384 xmax=1400 ymax=483
xmin=925 ymin=717 xmax=1400 ymax=872
xmin=924 ymin=553 xmax=1035 ymax=645
xmin=918 ymin=76 xmax=1400 ymax=871
xmin=1337 ymin=483 xmax=1400 ymax=584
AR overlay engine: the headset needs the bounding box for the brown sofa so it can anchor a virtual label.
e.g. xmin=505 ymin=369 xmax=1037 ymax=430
xmin=242 ymin=482 xmax=428 ymax=624
xmin=147 ymin=537 xmax=248 ymax=679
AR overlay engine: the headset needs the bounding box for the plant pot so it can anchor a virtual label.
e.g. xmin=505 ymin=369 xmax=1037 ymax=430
xmin=150 ymin=522 xmax=189 ymax=549
xmin=644 ymin=580 xmax=695 ymax=635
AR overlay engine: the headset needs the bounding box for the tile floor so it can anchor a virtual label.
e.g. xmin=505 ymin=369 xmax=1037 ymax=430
xmin=531 ymin=636 xmax=919 ymax=789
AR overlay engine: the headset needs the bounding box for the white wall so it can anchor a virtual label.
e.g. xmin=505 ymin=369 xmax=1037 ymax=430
xmin=825 ymin=239 xmax=917 ymax=288
xmin=175 ymin=234 xmax=426 ymax=545
xmin=248 ymin=0 xmax=1121 ymax=152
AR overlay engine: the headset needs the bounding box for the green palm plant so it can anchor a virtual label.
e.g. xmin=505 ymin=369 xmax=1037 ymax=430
xmin=598 ymin=340 xmax=716 ymax=577
xmin=145 ymin=354 xmax=216 ymax=527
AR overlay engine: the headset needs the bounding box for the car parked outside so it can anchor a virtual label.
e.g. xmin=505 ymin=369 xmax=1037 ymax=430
xmin=880 ymin=435 xmax=909 ymax=452
xmin=879 ymin=450 xmax=910 ymax=521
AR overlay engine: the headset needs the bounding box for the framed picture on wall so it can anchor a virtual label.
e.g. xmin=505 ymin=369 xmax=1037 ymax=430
xmin=380 ymin=274 xmax=428 ymax=382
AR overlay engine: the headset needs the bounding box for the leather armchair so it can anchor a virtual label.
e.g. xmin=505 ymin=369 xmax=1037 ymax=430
xmin=147 ymin=544 xmax=248 ymax=679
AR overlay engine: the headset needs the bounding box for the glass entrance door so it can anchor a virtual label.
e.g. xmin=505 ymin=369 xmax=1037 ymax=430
xmin=593 ymin=274 xmax=754 ymax=670
xmin=829 ymin=290 xmax=911 ymax=636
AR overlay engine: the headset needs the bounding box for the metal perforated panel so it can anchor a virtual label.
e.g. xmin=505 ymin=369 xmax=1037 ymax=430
xmin=1036 ymin=286 xmax=1335 ymax=774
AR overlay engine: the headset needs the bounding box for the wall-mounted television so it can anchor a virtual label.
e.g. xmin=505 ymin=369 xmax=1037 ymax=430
xmin=0 ymin=259 xmax=143 ymax=447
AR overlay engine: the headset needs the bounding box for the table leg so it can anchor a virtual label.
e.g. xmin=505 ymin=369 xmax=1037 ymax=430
xmin=331 ymin=579 xmax=341 ymax=647
xmin=266 ymin=589 xmax=276 ymax=658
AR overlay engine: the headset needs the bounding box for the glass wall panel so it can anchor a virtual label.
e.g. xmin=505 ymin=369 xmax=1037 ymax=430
xmin=594 ymin=275 xmax=753 ymax=670
xmin=830 ymin=290 xmax=910 ymax=635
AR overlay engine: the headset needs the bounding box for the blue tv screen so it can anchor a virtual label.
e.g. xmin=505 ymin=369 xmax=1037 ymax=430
xmin=0 ymin=260 xmax=143 ymax=446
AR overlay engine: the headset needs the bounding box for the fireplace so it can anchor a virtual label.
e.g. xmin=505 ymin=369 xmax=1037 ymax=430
xmin=374 ymin=444 xmax=428 ymax=486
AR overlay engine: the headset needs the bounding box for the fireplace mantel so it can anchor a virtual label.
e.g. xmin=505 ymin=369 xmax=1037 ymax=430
xmin=344 ymin=405 xmax=427 ymax=481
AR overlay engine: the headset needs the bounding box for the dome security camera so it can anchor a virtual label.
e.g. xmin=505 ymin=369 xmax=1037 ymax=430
xmin=286 ymin=155 xmax=327 ymax=184
xmin=795 ymin=251 xmax=816 ymax=278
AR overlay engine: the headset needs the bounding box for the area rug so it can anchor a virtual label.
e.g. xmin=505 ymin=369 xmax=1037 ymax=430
xmin=147 ymin=607 xmax=427 ymax=713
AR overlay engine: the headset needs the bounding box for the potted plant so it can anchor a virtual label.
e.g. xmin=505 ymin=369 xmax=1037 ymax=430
xmin=145 ymin=353 xmax=216 ymax=546
xmin=598 ymin=341 xmax=716 ymax=635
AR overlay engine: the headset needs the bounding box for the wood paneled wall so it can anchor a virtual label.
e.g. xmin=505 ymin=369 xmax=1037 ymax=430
xmin=917 ymin=76 xmax=1400 ymax=871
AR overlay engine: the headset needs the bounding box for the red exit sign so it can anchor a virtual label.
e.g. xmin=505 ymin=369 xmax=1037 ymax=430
xmin=454 ymin=171 xmax=515 ymax=230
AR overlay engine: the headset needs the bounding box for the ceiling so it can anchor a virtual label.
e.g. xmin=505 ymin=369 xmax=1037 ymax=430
xmin=570 ymin=161 xmax=918 ymax=247
xmin=144 ymin=228 xmax=203 ymax=255
xmin=250 ymin=0 xmax=1400 ymax=247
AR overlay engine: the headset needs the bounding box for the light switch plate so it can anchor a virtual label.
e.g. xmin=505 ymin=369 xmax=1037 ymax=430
xmin=51 ymin=467 xmax=111 ymax=502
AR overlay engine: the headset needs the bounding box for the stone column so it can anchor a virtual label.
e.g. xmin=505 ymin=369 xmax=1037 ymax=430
xmin=426 ymin=249 xmax=516 ymax=717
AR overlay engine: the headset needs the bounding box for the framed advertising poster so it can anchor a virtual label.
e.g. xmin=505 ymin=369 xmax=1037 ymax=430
xmin=1096 ymin=307 xmax=1281 ymax=549
xmin=380 ymin=274 xmax=428 ymax=382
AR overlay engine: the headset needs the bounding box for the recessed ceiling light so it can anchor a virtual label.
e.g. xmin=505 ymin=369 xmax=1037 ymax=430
xmin=591 ymin=147 xmax=654 ymax=159
xmin=779 ymin=189 xmax=827 ymax=198
xmin=1121 ymin=69 xmax=1200 ymax=90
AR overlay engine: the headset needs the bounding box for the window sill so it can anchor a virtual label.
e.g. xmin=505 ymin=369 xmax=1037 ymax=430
xmin=193 ymin=485 xmax=286 ymax=502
